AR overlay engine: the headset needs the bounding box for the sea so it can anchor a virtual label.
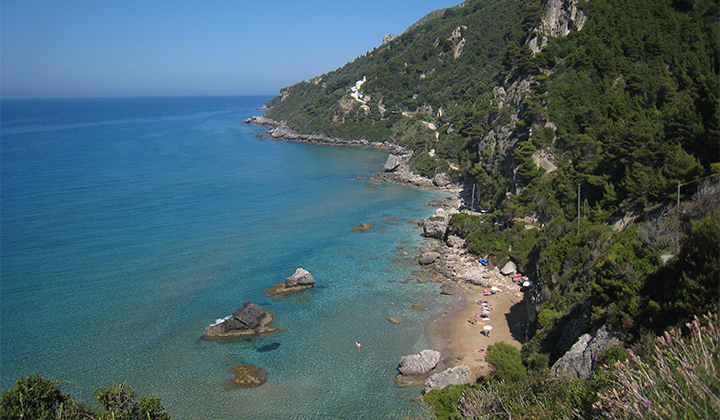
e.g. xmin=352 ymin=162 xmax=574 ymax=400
xmin=0 ymin=96 xmax=453 ymax=419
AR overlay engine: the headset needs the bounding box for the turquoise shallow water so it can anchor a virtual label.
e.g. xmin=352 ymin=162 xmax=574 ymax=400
xmin=1 ymin=96 xmax=451 ymax=419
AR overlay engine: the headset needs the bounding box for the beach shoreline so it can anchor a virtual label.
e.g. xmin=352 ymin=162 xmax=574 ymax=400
xmin=425 ymin=281 xmax=527 ymax=380
xmin=248 ymin=113 xmax=529 ymax=384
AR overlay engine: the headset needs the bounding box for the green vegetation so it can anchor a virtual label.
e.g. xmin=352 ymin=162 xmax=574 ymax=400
xmin=262 ymin=0 xmax=719 ymax=418
xmin=442 ymin=313 xmax=718 ymax=419
xmin=0 ymin=375 xmax=170 ymax=420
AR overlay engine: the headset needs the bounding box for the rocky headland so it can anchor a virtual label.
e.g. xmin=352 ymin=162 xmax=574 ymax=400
xmin=246 ymin=115 xmax=461 ymax=191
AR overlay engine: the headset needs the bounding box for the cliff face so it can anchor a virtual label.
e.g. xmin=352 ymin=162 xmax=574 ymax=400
xmin=527 ymin=0 xmax=587 ymax=54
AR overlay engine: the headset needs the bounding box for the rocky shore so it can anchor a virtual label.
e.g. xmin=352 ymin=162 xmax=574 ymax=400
xmin=247 ymin=114 xmax=530 ymax=393
xmin=246 ymin=115 xmax=460 ymax=191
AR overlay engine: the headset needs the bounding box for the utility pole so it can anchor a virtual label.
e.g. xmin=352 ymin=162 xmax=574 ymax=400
xmin=676 ymin=181 xmax=681 ymax=255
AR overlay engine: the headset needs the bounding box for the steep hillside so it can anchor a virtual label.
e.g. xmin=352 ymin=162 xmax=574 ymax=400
xmin=259 ymin=0 xmax=719 ymax=416
xmin=264 ymin=0 xmax=533 ymax=177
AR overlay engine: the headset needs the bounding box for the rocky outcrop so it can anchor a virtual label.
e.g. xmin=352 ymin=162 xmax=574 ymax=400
xmin=433 ymin=173 xmax=451 ymax=187
xmin=399 ymin=349 xmax=442 ymax=376
xmin=266 ymin=267 xmax=316 ymax=295
xmin=204 ymin=301 xmax=279 ymax=340
xmin=419 ymin=251 xmax=441 ymax=265
xmin=351 ymin=222 xmax=374 ymax=232
xmin=284 ymin=267 xmax=314 ymax=288
xmin=422 ymin=217 xmax=448 ymax=239
xmin=527 ymin=0 xmax=588 ymax=54
xmin=425 ymin=365 xmax=473 ymax=392
xmin=384 ymin=154 xmax=403 ymax=171
xmin=387 ymin=316 xmax=406 ymax=324
xmin=550 ymin=325 xmax=622 ymax=379
xmin=246 ymin=116 xmax=407 ymax=154
xmin=230 ymin=364 xmax=267 ymax=387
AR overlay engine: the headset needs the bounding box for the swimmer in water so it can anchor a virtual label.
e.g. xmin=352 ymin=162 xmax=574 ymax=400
xmin=355 ymin=341 xmax=362 ymax=348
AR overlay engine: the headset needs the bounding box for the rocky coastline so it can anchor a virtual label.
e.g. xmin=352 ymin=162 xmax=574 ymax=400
xmin=246 ymin=115 xmax=461 ymax=191
xmin=246 ymin=115 xmax=532 ymax=396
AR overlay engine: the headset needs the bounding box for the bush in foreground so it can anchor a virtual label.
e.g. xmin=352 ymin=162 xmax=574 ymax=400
xmin=0 ymin=375 xmax=170 ymax=420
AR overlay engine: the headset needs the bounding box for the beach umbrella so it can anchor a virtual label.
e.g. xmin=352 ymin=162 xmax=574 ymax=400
xmin=484 ymin=325 xmax=493 ymax=331
xmin=491 ymin=286 xmax=500 ymax=291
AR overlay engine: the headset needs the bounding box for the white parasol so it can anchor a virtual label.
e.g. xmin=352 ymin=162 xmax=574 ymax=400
xmin=483 ymin=325 xmax=493 ymax=331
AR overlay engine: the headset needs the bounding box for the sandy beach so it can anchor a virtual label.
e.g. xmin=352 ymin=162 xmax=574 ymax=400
xmin=426 ymin=280 xmax=528 ymax=380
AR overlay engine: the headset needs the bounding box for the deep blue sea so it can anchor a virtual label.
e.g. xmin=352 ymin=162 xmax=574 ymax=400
xmin=0 ymin=96 xmax=451 ymax=419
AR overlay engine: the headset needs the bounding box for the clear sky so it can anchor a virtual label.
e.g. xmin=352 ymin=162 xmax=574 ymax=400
xmin=1 ymin=0 xmax=462 ymax=98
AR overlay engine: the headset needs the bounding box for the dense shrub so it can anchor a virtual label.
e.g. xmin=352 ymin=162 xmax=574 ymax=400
xmin=0 ymin=375 xmax=170 ymax=420
xmin=485 ymin=342 xmax=527 ymax=383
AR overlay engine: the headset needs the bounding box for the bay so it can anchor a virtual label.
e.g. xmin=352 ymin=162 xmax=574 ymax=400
xmin=0 ymin=96 xmax=451 ymax=419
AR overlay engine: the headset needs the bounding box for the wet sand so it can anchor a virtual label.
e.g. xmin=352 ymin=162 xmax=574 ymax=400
xmin=426 ymin=281 xmax=528 ymax=381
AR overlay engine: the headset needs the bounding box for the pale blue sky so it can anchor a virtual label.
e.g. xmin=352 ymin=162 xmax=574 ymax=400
xmin=1 ymin=1 xmax=461 ymax=98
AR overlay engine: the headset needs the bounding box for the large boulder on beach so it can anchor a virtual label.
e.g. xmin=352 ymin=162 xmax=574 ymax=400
xmin=285 ymin=268 xmax=315 ymax=288
xmin=422 ymin=217 xmax=448 ymax=239
xmin=419 ymin=251 xmax=441 ymax=265
xmin=440 ymin=283 xmax=463 ymax=295
xmin=425 ymin=365 xmax=473 ymax=392
xmin=433 ymin=173 xmax=451 ymax=187
xmin=204 ymin=301 xmax=278 ymax=340
xmin=384 ymin=154 xmax=402 ymax=171
xmin=501 ymin=261 xmax=517 ymax=276
xmin=398 ymin=349 xmax=442 ymax=376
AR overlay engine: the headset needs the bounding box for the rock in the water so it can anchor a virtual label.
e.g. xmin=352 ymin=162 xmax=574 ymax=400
xmin=398 ymin=349 xmax=442 ymax=376
xmin=425 ymin=365 xmax=473 ymax=392
xmin=419 ymin=251 xmax=441 ymax=265
xmin=411 ymin=303 xmax=425 ymax=311
xmin=387 ymin=316 xmax=406 ymax=324
xmin=422 ymin=217 xmax=447 ymax=239
xmin=284 ymin=267 xmax=315 ymax=288
xmin=384 ymin=154 xmax=402 ymax=171
xmin=501 ymin=261 xmax=517 ymax=276
xmin=204 ymin=301 xmax=277 ymax=340
xmin=231 ymin=301 xmax=267 ymax=329
xmin=550 ymin=325 xmax=622 ymax=379
xmin=266 ymin=268 xmax=315 ymax=295
xmin=230 ymin=364 xmax=267 ymax=387
xmin=351 ymin=222 xmax=373 ymax=232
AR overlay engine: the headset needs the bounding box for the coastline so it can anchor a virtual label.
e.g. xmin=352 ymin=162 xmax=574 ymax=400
xmin=248 ymin=114 xmax=529 ymax=385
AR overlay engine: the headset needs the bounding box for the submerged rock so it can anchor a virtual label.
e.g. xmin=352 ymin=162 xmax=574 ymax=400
xmin=204 ymin=301 xmax=279 ymax=340
xmin=387 ymin=316 xmax=406 ymax=324
xmin=230 ymin=364 xmax=267 ymax=387
xmin=351 ymin=222 xmax=373 ymax=232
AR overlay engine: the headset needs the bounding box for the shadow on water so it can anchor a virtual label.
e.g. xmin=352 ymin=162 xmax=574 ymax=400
xmin=505 ymin=298 xmax=529 ymax=344
xmin=256 ymin=342 xmax=281 ymax=352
